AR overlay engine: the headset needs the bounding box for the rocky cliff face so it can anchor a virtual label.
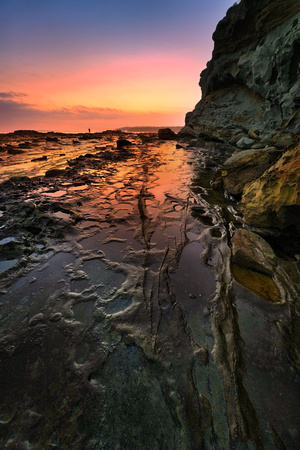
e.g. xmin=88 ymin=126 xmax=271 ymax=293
xmin=181 ymin=0 xmax=300 ymax=142
xmin=179 ymin=0 xmax=300 ymax=234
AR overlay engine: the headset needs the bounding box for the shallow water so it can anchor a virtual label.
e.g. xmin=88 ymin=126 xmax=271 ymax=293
xmin=0 ymin=135 xmax=109 ymax=182
xmin=0 ymin=134 xmax=299 ymax=449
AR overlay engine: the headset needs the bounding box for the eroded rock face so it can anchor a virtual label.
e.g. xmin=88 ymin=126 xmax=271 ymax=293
xmin=180 ymin=0 xmax=300 ymax=140
xmin=221 ymin=147 xmax=281 ymax=195
xmin=241 ymin=144 xmax=300 ymax=230
xmin=231 ymin=228 xmax=277 ymax=275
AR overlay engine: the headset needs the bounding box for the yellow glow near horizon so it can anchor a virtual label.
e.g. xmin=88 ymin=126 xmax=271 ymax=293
xmin=1 ymin=52 xmax=206 ymax=131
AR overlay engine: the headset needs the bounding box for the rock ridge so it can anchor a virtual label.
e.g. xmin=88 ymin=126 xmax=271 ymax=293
xmin=210 ymin=0 xmax=299 ymax=63
xmin=180 ymin=0 xmax=300 ymax=140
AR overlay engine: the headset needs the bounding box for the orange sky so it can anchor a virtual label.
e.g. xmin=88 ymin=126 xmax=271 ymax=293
xmin=0 ymin=1 xmax=235 ymax=132
xmin=1 ymin=53 xmax=204 ymax=132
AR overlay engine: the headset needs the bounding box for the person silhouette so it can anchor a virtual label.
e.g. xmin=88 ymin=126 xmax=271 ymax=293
xmin=88 ymin=128 xmax=91 ymax=133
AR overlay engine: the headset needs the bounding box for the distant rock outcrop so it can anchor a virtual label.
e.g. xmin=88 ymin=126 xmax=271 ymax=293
xmin=180 ymin=0 xmax=300 ymax=142
xmin=158 ymin=128 xmax=177 ymax=140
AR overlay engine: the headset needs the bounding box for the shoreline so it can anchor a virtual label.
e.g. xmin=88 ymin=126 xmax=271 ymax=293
xmin=0 ymin=131 xmax=299 ymax=448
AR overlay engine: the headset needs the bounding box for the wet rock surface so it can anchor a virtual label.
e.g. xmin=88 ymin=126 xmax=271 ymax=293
xmin=219 ymin=147 xmax=283 ymax=196
xmin=241 ymin=144 xmax=300 ymax=231
xmin=0 ymin=131 xmax=299 ymax=448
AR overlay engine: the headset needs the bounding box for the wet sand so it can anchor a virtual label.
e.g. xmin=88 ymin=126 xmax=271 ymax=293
xmin=0 ymin=132 xmax=299 ymax=448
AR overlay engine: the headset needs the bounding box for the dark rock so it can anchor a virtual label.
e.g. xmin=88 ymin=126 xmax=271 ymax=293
xmin=194 ymin=347 xmax=209 ymax=366
xmin=251 ymin=142 xmax=267 ymax=149
xmin=260 ymin=137 xmax=273 ymax=146
xmin=45 ymin=169 xmax=65 ymax=177
xmin=18 ymin=142 xmax=31 ymax=149
xmin=236 ymin=137 xmax=255 ymax=149
xmin=9 ymin=176 xmax=31 ymax=184
xmin=19 ymin=202 xmax=35 ymax=216
xmin=181 ymin=0 xmax=300 ymax=140
xmin=248 ymin=130 xmax=260 ymax=141
xmin=273 ymin=133 xmax=296 ymax=149
xmin=22 ymin=410 xmax=42 ymax=429
xmin=28 ymin=313 xmax=45 ymax=326
xmin=26 ymin=225 xmax=42 ymax=235
xmin=46 ymin=136 xmax=59 ymax=142
xmin=231 ymin=228 xmax=277 ymax=275
xmin=139 ymin=133 xmax=158 ymax=144
xmin=50 ymin=312 xmax=63 ymax=322
xmin=229 ymin=133 xmax=248 ymax=146
xmin=117 ymin=139 xmax=133 ymax=148
xmin=31 ymin=156 xmax=47 ymax=162
xmin=158 ymin=128 xmax=176 ymax=140
xmin=7 ymin=148 xmax=25 ymax=155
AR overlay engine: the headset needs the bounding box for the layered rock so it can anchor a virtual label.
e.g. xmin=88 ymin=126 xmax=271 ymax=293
xmin=219 ymin=147 xmax=282 ymax=196
xmin=241 ymin=144 xmax=300 ymax=231
xmin=180 ymin=0 xmax=300 ymax=141
xmin=230 ymin=228 xmax=282 ymax=303
xmin=215 ymin=143 xmax=300 ymax=232
xmin=181 ymin=0 xmax=300 ymax=234
xmin=231 ymin=228 xmax=277 ymax=275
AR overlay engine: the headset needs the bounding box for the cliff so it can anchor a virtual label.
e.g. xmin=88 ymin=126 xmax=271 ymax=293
xmin=180 ymin=0 xmax=300 ymax=143
xmin=179 ymin=0 xmax=300 ymax=235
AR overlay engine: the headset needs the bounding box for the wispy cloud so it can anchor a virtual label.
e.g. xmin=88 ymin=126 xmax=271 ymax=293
xmin=0 ymin=99 xmax=127 ymax=125
xmin=0 ymin=91 xmax=28 ymax=99
xmin=0 ymin=99 xmax=126 ymax=119
xmin=0 ymin=98 xmax=183 ymax=132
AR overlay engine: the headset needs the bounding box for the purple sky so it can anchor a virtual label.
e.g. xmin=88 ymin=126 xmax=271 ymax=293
xmin=0 ymin=0 xmax=236 ymax=132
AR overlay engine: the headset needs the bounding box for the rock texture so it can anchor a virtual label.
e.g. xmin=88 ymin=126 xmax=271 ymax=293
xmin=181 ymin=0 xmax=300 ymax=234
xmin=231 ymin=228 xmax=277 ymax=275
xmin=241 ymin=144 xmax=300 ymax=231
xmin=180 ymin=0 xmax=300 ymax=141
xmin=220 ymin=147 xmax=282 ymax=196
xmin=158 ymin=128 xmax=177 ymax=140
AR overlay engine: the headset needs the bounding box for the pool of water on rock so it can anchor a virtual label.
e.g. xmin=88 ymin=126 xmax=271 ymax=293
xmin=0 ymin=133 xmax=299 ymax=449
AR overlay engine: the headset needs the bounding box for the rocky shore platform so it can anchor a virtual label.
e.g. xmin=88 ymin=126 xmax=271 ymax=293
xmin=0 ymin=126 xmax=299 ymax=448
xmin=0 ymin=0 xmax=299 ymax=447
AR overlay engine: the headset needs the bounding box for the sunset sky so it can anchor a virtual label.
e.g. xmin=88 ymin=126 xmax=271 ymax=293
xmin=1 ymin=0 xmax=235 ymax=133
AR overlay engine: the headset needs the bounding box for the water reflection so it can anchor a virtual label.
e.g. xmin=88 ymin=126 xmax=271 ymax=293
xmin=0 ymin=132 xmax=299 ymax=449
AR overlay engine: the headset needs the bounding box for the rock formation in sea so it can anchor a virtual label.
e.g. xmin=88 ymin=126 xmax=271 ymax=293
xmin=180 ymin=0 xmax=300 ymax=233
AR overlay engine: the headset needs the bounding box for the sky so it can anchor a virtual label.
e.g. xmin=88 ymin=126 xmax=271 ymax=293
xmin=0 ymin=0 xmax=236 ymax=133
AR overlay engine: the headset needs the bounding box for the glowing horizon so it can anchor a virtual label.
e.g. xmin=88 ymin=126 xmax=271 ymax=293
xmin=0 ymin=0 xmax=236 ymax=133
